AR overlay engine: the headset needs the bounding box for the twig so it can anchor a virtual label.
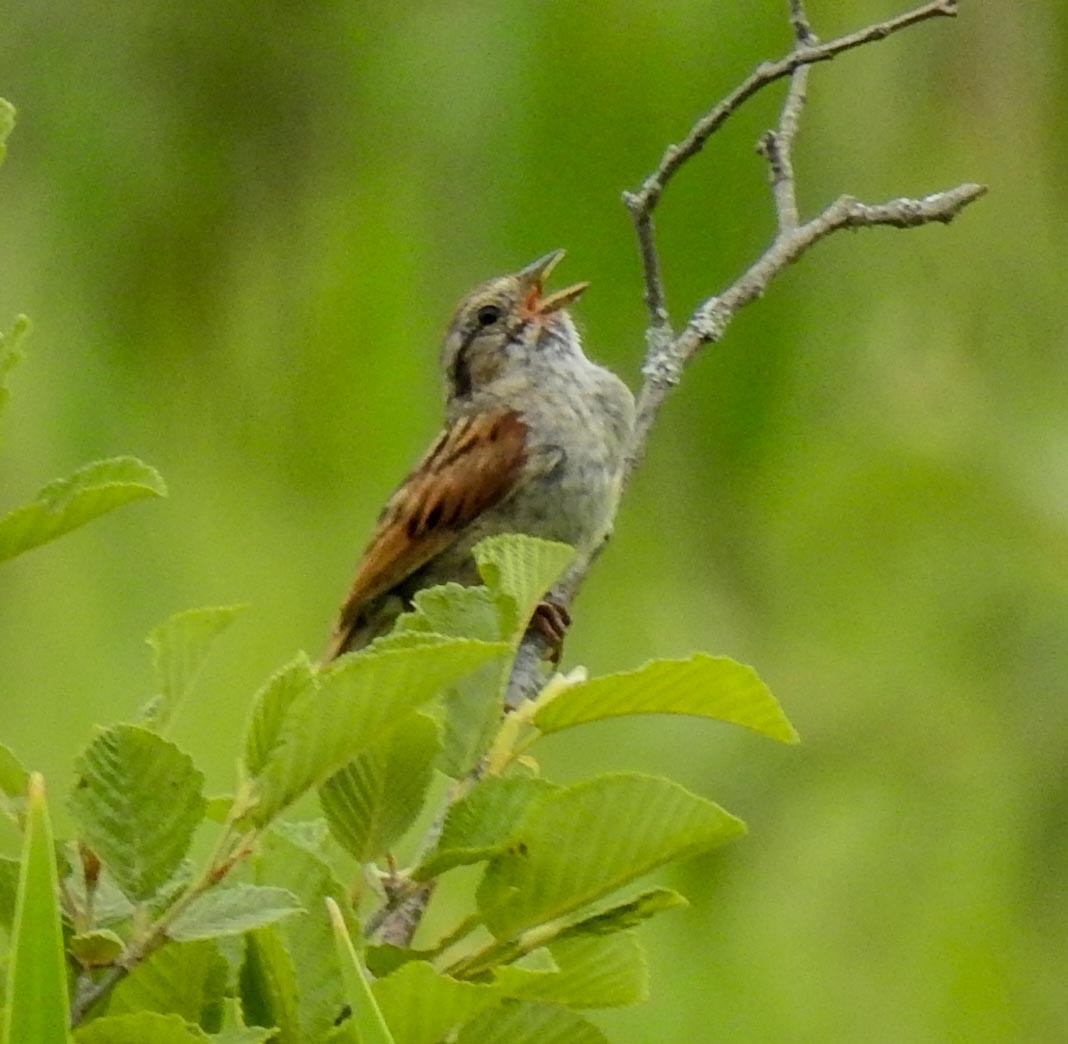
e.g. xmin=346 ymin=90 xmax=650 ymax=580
xmin=69 ymin=821 xmax=253 ymax=1026
xmin=757 ymin=0 xmax=817 ymax=233
xmin=627 ymin=183 xmax=986 ymax=477
xmin=504 ymin=0 xmax=983 ymax=706
xmin=623 ymin=0 xmax=958 ymax=216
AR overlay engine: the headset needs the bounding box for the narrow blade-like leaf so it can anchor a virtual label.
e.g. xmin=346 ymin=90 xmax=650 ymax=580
xmin=326 ymin=897 xmax=396 ymax=1044
xmin=0 ymin=742 xmax=28 ymax=822
xmin=0 ymin=456 xmax=166 ymax=564
xmin=3 ymin=774 xmax=71 ymax=1044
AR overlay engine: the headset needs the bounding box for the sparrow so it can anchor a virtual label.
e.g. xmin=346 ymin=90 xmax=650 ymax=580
xmin=322 ymin=250 xmax=635 ymax=662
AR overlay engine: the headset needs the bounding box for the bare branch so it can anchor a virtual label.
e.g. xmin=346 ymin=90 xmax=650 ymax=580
xmin=628 ymin=0 xmax=958 ymax=218
xmin=758 ymin=0 xmax=817 ymax=233
xmin=627 ymin=183 xmax=987 ymax=477
xmin=500 ymin=0 xmax=983 ymax=715
xmin=789 ymin=0 xmax=817 ymax=46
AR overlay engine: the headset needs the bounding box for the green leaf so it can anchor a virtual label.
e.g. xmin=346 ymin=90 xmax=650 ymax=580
xmin=209 ymin=1028 xmax=275 ymax=1044
xmin=0 ymin=98 xmax=14 ymax=167
xmin=243 ymin=653 xmax=316 ymax=779
xmin=454 ymin=1000 xmax=609 ymax=1044
xmin=474 ymin=535 xmax=575 ymax=640
xmin=2 ymin=775 xmax=71 ymax=1044
xmin=142 ymin=606 xmax=247 ymax=733
xmin=395 ymin=584 xmax=508 ymax=642
xmin=327 ymin=897 xmax=396 ymax=1044
xmin=168 ymin=886 xmax=303 ymax=942
xmin=248 ymin=639 xmax=507 ymax=825
xmin=0 ymin=456 xmax=167 ymax=564
xmin=108 ymin=940 xmax=225 ymax=1025
xmin=62 ymin=857 xmax=135 ymax=928
xmin=239 ymin=928 xmax=300 ymax=1044
xmin=370 ymin=961 xmax=498 ymax=1044
xmin=74 ymin=1012 xmax=209 ymax=1043
xmin=68 ymin=724 xmax=206 ymax=901
xmin=495 ymin=933 xmax=648 ymax=1009
xmin=436 ymin=662 xmax=508 ymax=780
xmin=0 ymin=315 xmax=30 ymax=426
xmin=560 ymin=886 xmax=687 ymax=937
xmin=416 ymin=777 xmax=557 ymax=881
xmin=69 ymin=928 xmax=125 ymax=967
xmin=320 ymin=712 xmax=441 ymax=863
xmin=533 ymin=653 xmax=799 ymax=744
xmin=251 ymin=825 xmax=349 ymax=1041
xmin=477 ymin=773 xmax=744 ymax=939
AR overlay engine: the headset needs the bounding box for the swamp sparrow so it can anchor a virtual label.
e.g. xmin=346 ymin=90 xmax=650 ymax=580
xmin=322 ymin=250 xmax=634 ymax=661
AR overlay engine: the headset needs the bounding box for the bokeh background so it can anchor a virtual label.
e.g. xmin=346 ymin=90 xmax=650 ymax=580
xmin=1 ymin=2 xmax=1063 ymax=1041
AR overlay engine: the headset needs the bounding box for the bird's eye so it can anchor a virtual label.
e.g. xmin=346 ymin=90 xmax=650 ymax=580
xmin=476 ymin=304 xmax=501 ymax=327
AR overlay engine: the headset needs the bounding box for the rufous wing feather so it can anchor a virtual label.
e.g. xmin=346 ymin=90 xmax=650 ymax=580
xmin=322 ymin=408 xmax=527 ymax=660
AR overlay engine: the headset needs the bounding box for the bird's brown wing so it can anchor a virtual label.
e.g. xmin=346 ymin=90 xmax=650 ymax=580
xmin=322 ymin=408 xmax=528 ymax=661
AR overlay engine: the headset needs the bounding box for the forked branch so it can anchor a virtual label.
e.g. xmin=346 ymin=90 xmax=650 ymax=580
xmin=505 ymin=0 xmax=985 ymax=705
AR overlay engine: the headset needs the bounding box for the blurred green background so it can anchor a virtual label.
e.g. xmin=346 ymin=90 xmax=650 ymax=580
xmin=1 ymin=1 xmax=1063 ymax=1041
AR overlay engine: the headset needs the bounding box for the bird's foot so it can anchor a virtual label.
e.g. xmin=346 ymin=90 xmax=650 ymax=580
xmin=529 ymin=599 xmax=572 ymax=664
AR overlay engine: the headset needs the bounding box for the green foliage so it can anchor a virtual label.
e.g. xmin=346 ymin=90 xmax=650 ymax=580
xmin=74 ymin=1011 xmax=210 ymax=1043
xmin=0 ymin=527 xmax=791 ymax=1041
xmin=0 ymin=456 xmax=167 ymax=564
xmin=3 ymin=775 xmax=71 ymax=1044
xmin=0 ymin=292 xmax=794 ymax=1043
xmin=142 ymin=606 xmax=248 ymax=734
xmin=245 ymin=824 xmax=349 ymax=1040
xmin=320 ymin=713 xmax=441 ymax=863
xmin=532 ymin=653 xmax=798 ymax=744
xmin=327 ymin=898 xmax=396 ymax=1044
xmin=69 ymin=929 xmax=125 ymax=968
xmin=68 ymin=724 xmax=206 ymax=902
xmin=168 ymin=886 xmax=302 ymax=942
xmin=476 ymin=773 xmax=743 ymax=940
xmin=107 ymin=940 xmax=225 ymax=1025
xmin=416 ymin=777 xmax=557 ymax=880
xmin=369 ymin=961 xmax=497 ymax=1044
xmin=453 ymin=1000 xmax=610 ymax=1044
xmin=244 ymin=638 xmax=506 ymax=824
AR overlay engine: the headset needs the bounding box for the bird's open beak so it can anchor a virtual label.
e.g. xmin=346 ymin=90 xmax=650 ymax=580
xmin=517 ymin=249 xmax=590 ymax=315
